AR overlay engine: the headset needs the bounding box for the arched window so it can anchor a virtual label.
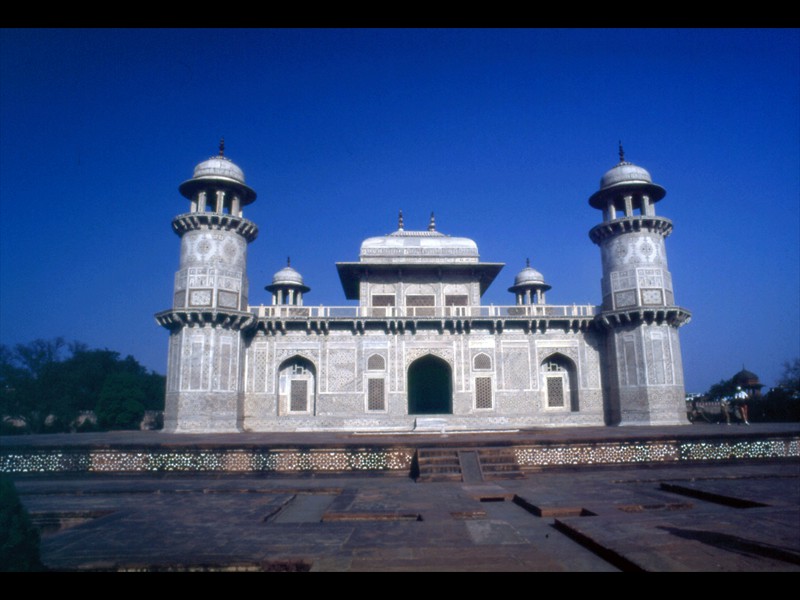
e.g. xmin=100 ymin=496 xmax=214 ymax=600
xmin=367 ymin=354 xmax=386 ymax=371
xmin=473 ymin=353 xmax=492 ymax=371
xmin=278 ymin=356 xmax=316 ymax=414
xmin=541 ymin=354 xmax=579 ymax=412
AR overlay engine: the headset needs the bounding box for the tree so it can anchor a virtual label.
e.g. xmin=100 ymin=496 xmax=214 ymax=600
xmin=704 ymin=377 xmax=737 ymax=401
xmin=0 ymin=475 xmax=44 ymax=571
xmin=0 ymin=339 xmax=67 ymax=432
xmin=777 ymin=358 xmax=800 ymax=393
xmin=95 ymin=373 xmax=146 ymax=430
xmin=1 ymin=338 xmax=165 ymax=433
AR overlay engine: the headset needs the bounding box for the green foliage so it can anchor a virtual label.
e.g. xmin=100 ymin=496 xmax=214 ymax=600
xmin=758 ymin=387 xmax=800 ymax=422
xmin=1 ymin=338 xmax=165 ymax=434
xmin=777 ymin=358 xmax=800 ymax=393
xmin=704 ymin=377 xmax=737 ymax=401
xmin=96 ymin=373 xmax=146 ymax=430
xmin=0 ymin=475 xmax=44 ymax=572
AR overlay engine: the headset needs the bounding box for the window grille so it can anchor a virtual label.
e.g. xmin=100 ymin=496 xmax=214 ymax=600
xmin=445 ymin=295 xmax=468 ymax=306
xmin=547 ymin=377 xmax=565 ymax=408
xmin=406 ymin=295 xmax=435 ymax=316
xmin=367 ymin=354 xmax=385 ymax=371
xmin=475 ymin=377 xmax=493 ymax=409
xmin=372 ymin=295 xmax=395 ymax=306
xmin=368 ymin=378 xmax=385 ymax=411
xmin=406 ymin=295 xmax=435 ymax=306
xmin=290 ymin=379 xmax=308 ymax=412
xmin=473 ymin=353 xmax=492 ymax=370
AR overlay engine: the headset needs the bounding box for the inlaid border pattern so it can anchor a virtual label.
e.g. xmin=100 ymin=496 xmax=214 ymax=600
xmin=1 ymin=438 xmax=796 ymax=474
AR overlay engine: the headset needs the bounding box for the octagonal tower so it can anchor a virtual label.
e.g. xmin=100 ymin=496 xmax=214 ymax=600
xmin=589 ymin=146 xmax=691 ymax=425
xmin=155 ymin=141 xmax=258 ymax=432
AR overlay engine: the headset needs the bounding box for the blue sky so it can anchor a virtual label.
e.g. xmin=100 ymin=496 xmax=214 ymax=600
xmin=1 ymin=28 xmax=798 ymax=393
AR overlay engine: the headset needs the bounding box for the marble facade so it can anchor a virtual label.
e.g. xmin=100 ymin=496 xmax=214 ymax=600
xmin=156 ymin=145 xmax=690 ymax=433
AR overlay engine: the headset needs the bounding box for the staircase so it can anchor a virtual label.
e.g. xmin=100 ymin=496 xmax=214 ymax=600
xmin=476 ymin=447 xmax=524 ymax=481
xmin=415 ymin=448 xmax=462 ymax=482
xmin=415 ymin=447 xmax=524 ymax=482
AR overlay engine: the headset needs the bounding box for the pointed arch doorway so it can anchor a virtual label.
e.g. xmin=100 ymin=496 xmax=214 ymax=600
xmin=407 ymin=355 xmax=452 ymax=415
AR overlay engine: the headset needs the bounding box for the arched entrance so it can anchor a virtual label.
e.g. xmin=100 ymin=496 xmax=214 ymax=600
xmin=407 ymin=355 xmax=452 ymax=415
xmin=278 ymin=356 xmax=316 ymax=415
xmin=541 ymin=353 xmax=579 ymax=412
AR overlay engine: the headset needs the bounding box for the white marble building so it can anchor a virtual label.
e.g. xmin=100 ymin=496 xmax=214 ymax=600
xmin=156 ymin=144 xmax=691 ymax=433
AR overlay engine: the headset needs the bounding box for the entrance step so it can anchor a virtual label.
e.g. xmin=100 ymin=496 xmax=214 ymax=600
xmin=416 ymin=448 xmax=462 ymax=482
xmin=476 ymin=448 xmax=524 ymax=481
xmin=415 ymin=447 xmax=524 ymax=483
xmin=413 ymin=417 xmax=449 ymax=432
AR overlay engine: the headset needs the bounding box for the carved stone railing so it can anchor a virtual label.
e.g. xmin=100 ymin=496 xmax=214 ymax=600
xmin=248 ymin=304 xmax=598 ymax=319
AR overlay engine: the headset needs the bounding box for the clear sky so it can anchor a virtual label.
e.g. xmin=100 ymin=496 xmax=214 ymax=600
xmin=1 ymin=28 xmax=798 ymax=394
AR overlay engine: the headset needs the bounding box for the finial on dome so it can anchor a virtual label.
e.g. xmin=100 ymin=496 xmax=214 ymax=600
xmin=618 ymin=140 xmax=625 ymax=163
xmin=287 ymin=256 xmax=291 ymax=267
xmin=526 ymin=257 xmax=530 ymax=268
xmin=398 ymin=210 xmax=404 ymax=231
xmin=428 ymin=212 xmax=436 ymax=232
xmin=219 ymin=137 xmax=226 ymax=157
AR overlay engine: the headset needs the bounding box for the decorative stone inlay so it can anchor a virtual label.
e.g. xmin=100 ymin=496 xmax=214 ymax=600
xmin=502 ymin=349 xmax=530 ymax=391
xmin=3 ymin=438 xmax=795 ymax=475
xmin=611 ymin=269 xmax=637 ymax=291
xmin=641 ymin=289 xmax=663 ymax=306
xmin=513 ymin=438 xmax=798 ymax=467
xmin=515 ymin=442 xmax=677 ymax=466
xmin=638 ymin=268 xmax=664 ymax=288
xmin=189 ymin=290 xmax=212 ymax=307
xmin=678 ymin=440 xmax=793 ymax=461
xmin=405 ymin=347 xmax=453 ymax=367
xmin=615 ymin=290 xmax=637 ymax=308
xmin=0 ymin=448 xmax=415 ymax=474
xmin=218 ymin=290 xmax=239 ymax=309
xmin=327 ymin=349 xmax=357 ymax=393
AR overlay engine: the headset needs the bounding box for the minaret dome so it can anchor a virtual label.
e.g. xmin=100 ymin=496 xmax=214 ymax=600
xmin=588 ymin=145 xmax=666 ymax=219
xmin=178 ymin=141 xmax=257 ymax=214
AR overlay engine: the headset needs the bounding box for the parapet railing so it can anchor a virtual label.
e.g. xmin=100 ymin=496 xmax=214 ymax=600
xmin=248 ymin=304 xmax=597 ymax=319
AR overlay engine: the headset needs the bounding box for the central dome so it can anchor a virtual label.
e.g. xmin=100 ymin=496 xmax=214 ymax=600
xmin=360 ymin=228 xmax=479 ymax=263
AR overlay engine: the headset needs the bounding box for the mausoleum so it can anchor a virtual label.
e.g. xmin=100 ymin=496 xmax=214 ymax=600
xmin=155 ymin=144 xmax=691 ymax=432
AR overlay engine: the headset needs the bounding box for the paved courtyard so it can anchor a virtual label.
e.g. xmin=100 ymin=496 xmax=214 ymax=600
xmin=10 ymin=455 xmax=800 ymax=572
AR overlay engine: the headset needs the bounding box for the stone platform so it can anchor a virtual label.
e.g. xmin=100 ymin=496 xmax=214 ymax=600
xmin=2 ymin=423 xmax=799 ymax=571
xmin=2 ymin=423 xmax=798 ymax=476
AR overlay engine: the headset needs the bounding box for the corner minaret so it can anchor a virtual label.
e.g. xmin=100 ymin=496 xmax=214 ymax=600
xmin=589 ymin=146 xmax=691 ymax=425
xmin=155 ymin=142 xmax=258 ymax=432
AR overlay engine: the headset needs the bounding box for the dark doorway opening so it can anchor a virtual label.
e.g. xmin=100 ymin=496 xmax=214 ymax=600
xmin=408 ymin=355 xmax=452 ymax=414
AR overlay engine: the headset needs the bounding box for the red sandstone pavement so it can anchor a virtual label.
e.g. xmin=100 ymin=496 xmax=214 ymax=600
xmin=3 ymin=423 xmax=799 ymax=572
